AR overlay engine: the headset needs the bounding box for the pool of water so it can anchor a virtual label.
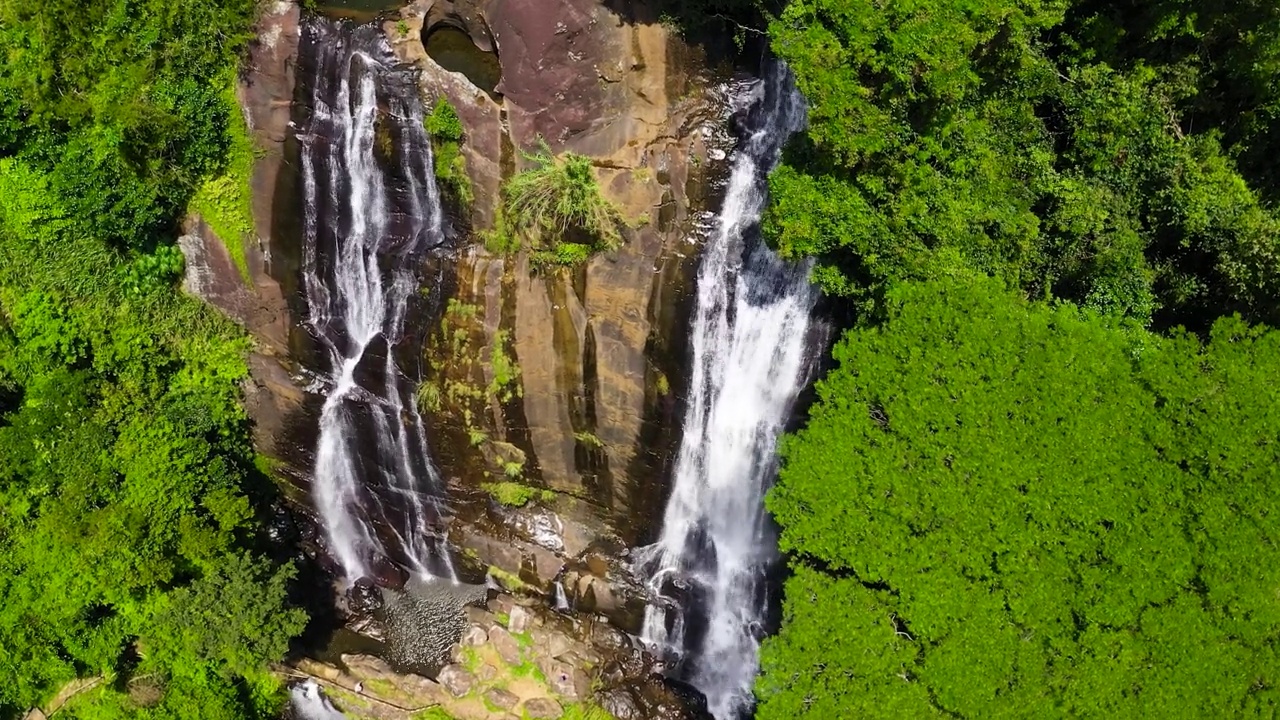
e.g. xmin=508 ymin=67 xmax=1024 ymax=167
xmin=424 ymin=26 xmax=502 ymax=95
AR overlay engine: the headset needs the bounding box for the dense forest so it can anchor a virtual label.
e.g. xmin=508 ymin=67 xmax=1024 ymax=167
xmin=0 ymin=0 xmax=305 ymax=717
xmin=2 ymin=0 xmax=1278 ymax=717
xmin=754 ymin=0 xmax=1280 ymax=717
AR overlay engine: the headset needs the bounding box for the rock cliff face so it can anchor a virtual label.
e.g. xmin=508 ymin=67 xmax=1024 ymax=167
xmin=177 ymin=0 xmax=739 ymax=715
xmin=187 ymin=0 xmax=732 ymax=653
xmin=180 ymin=0 xmax=311 ymax=477
xmin=382 ymin=0 xmax=734 ymax=620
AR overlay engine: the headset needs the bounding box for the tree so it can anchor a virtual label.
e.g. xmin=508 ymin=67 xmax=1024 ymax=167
xmin=758 ymin=276 xmax=1280 ymax=717
xmin=764 ymin=0 xmax=1280 ymax=329
xmin=0 ymin=0 xmax=306 ymax=715
xmin=143 ymin=554 xmax=306 ymax=683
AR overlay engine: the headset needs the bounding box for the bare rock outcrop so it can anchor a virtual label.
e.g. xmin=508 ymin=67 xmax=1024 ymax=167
xmin=386 ymin=0 xmax=735 ymax=589
xmin=290 ymin=594 xmax=710 ymax=720
xmin=178 ymin=0 xmax=309 ymax=471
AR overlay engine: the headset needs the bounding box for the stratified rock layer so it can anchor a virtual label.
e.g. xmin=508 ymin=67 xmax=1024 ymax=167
xmin=384 ymin=0 xmax=735 ymax=618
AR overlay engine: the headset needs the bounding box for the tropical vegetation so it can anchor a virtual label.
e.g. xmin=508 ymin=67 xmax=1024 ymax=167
xmin=497 ymin=142 xmax=625 ymax=267
xmin=750 ymin=0 xmax=1280 ymax=717
xmin=0 ymin=0 xmax=306 ymax=716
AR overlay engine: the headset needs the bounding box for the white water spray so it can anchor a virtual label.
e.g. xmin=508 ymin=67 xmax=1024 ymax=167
xmin=637 ymin=64 xmax=816 ymax=719
xmin=299 ymin=19 xmax=453 ymax=582
xmin=289 ymin=681 xmax=348 ymax=720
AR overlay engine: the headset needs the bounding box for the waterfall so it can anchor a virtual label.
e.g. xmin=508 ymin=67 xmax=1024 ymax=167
xmin=288 ymin=681 xmax=348 ymax=720
xmin=298 ymin=18 xmax=454 ymax=583
xmin=636 ymin=64 xmax=816 ymax=719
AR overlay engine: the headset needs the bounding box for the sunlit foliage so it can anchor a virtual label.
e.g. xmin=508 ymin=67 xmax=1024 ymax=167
xmin=0 ymin=0 xmax=306 ymax=716
xmin=760 ymin=277 xmax=1280 ymax=717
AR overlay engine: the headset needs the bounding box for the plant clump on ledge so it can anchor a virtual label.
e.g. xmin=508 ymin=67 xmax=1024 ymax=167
xmin=489 ymin=141 xmax=626 ymax=267
xmin=424 ymin=97 xmax=472 ymax=208
xmin=481 ymin=481 xmax=554 ymax=508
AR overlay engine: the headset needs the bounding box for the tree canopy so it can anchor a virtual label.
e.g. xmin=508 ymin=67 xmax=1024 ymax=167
xmin=0 ymin=0 xmax=306 ymax=716
xmin=765 ymin=0 xmax=1280 ymax=330
xmin=759 ymin=277 xmax=1280 ymax=718
xmin=754 ymin=3 xmax=1280 ymax=711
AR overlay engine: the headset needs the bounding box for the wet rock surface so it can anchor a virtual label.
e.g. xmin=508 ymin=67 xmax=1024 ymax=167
xmin=291 ymin=594 xmax=712 ymax=720
xmin=386 ymin=0 xmax=737 ymax=553
xmin=213 ymin=0 xmax=749 ymax=717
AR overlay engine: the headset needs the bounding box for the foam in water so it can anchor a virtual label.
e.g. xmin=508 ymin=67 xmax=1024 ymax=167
xmin=299 ymin=18 xmax=454 ymax=582
xmin=289 ymin=681 xmax=348 ymax=720
xmin=636 ymin=64 xmax=816 ymax=720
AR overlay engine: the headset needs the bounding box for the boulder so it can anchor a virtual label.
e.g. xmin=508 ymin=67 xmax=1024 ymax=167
xmin=507 ymin=604 xmax=532 ymax=633
xmin=598 ymin=688 xmax=644 ymax=720
xmin=484 ymin=687 xmax=519 ymax=711
xmin=538 ymin=658 xmax=580 ymax=699
xmin=487 ymin=593 xmax=516 ymax=617
xmin=521 ymin=697 xmax=564 ymax=719
xmin=295 ymin=658 xmax=343 ymax=682
xmin=395 ymin=674 xmax=449 ymax=707
xmin=465 ymin=605 xmax=497 ymax=626
xmin=346 ymin=576 xmax=383 ymax=615
xmin=488 ymin=626 xmax=524 ymax=666
xmin=370 ymin=556 xmax=410 ymax=590
xmin=474 ymin=662 xmax=501 ymax=682
xmin=461 ymin=623 xmax=488 ymax=646
xmin=436 ymin=664 xmax=475 ymax=697
xmin=531 ymin=626 xmax=575 ymax=659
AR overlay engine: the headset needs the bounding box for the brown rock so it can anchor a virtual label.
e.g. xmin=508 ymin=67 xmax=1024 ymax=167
xmin=488 ymin=626 xmax=524 ymax=666
xmin=466 ymin=605 xmax=497 ymax=626
xmin=436 ymin=664 xmax=475 ymax=697
xmin=576 ymin=574 xmax=619 ymax=613
xmin=507 ymin=604 xmax=532 ymax=633
xmin=396 ymin=674 xmax=449 ymax=707
xmin=461 ymin=623 xmax=489 ymax=646
xmin=488 ymin=594 xmax=516 ymax=617
xmin=388 ymin=0 xmax=727 ymax=560
xmin=484 ymin=687 xmax=519 ymax=711
xmin=475 ymin=662 xmax=501 ymax=683
xmin=542 ymin=628 xmax=575 ymax=659
xmin=295 ymin=658 xmax=343 ymax=682
xmin=521 ymin=697 xmax=564 ymax=719
xmin=599 ymin=687 xmax=644 ymax=720
xmin=341 ymin=654 xmax=393 ymax=678
xmin=538 ymin=658 xmax=579 ymax=700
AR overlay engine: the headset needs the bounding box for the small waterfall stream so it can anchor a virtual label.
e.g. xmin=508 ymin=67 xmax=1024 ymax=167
xmin=298 ymin=18 xmax=453 ymax=583
xmin=637 ymin=65 xmax=816 ymax=719
xmin=288 ymin=681 xmax=348 ymax=720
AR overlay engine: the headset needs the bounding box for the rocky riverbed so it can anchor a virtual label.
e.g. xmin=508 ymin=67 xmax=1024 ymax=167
xmin=287 ymin=593 xmax=710 ymax=720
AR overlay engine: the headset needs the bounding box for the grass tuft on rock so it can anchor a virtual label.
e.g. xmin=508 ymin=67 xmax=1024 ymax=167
xmin=188 ymin=70 xmax=256 ymax=282
xmin=481 ymin=482 xmax=553 ymax=508
xmin=500 ymin=141 xmax=624 ymax=266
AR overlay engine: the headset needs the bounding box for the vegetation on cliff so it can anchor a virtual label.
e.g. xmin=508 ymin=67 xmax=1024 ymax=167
xmin=497 ymin=142 xmax=626 ymax=267
xmin=0 ymin=0 xmax=307 ymax=716
xmin=426 ymin=97 xmax=474 ymax=209
xmin=746 ymin=0 xmax=1280 ymax=716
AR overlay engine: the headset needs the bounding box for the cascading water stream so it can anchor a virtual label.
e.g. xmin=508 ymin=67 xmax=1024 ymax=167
xmin=636 ymin=64 xmax=817 ymax=720
xmin=298 ymin=18 xmax=454 ymax=583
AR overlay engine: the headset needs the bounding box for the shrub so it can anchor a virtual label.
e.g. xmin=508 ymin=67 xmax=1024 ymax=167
xmin=425 ymin=97 xmax=464 ymax=142
xmin=502 ymin=141 xmax=623 ymax=265
xmin=424 ymin=98 xmax=471 ymax=208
